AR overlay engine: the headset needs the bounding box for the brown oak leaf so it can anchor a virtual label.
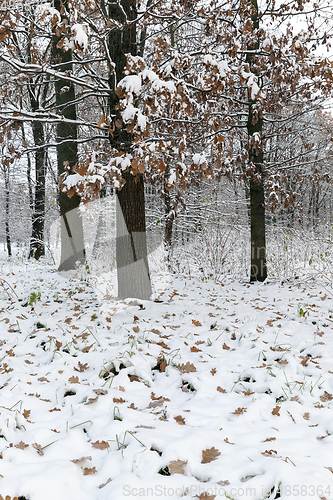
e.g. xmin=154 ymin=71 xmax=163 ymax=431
xmin=15 ymin=441 xmax=29 ymax=450
xmin=22 ymin=409 xmax=31 ymax=419
xmin=113 ymin=397 xmax=126 ymax=404
xmin=195 ymin=492 xmax=216 ymax=499
xmin=85 ymin=396 xmax=99 ymax=405
xmin=217 ymin=386 xmax=226 ymax=393
xmin=169 ymin=459 xmax=187 ymax=475
xmin=192 ymin=319 xmax=202 ymax=327
xmin=177 ymin=362 xmax=196 ymax=373
xmin=83 ymin=467 xmax=97 ymax=475
xmin=320 ymin=391 xmax=333 ymax=402
xmin=99 ymin=477 xmax=112 ymax=489
xmin=33 ymin=443 xmax=43 ymax=455
xmin=174 ymin=415 xmax=185 ymax=425
xmin=74 ymin=361 xmax=89 ymax=372
xmin=201 ymin=447 xmax=221 ymax=464
xmin=94 ymin=389 xmax=107 ymax=396
xmin=71 ymin=456 xmax=92 ymax=464
xmin=92 ymin=441 xmax=109 ymax=450
xmin=68 ymin=375 xmax=79 ymax=384
xmin=262 ymin=449 xmax=278 ymax=456
xmin=231 ymin=407 xmax=247 ymax=415
xmin=272 ymin=406 xmax=281 ymax=416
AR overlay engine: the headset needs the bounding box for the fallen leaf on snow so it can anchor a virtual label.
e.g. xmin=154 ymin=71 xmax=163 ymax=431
xmin=74 ymin=361 xmax=89 ymax=372
xmin=177 ymin=362 xmax=196 ymax=373
xmin=92 ymin=441 xmax=109 ymax=450
xmin=195 ymin=492 xmax=216 ymax=499
xmin=94 ymin=389 xmax=107 ymax=396
xmin=113 ymin=397 xmax=126 ymax=404
xmin=262 ymin=449 xmax=278 ymax=456
xmin=192 ymin=319 xmax=202 ymax=327
xmin=68 ymin=375 xmax=79 ymax=383
xmin=83 ymin=467 xmax=97 ymax=475
xmin=320 ymin=391 xmax=333 ymax=402
xmin=15 ymin=441 xmax=29 ymax=450
xmin=174 ymin=415 xmax=185 ymax=425
xmin=231 ymin=407 xmax=247 ymax=415
xmin=217 ymin=386 xmax=226 ymax=393
xmin=201 ymin=447 xmax=221 ymax=464
xmin=22 ymin=409 xmax=31 ymax=419
xmin=148 ymin=400 xmax=164 ymax=408
xmin=99 ymin=477 xmax=112 ymax=489
xmin=32 ymin=443 xmax=43 ymax=455
xmin=169 ymin=459 xmax=187 ymax=475
xmin=71 ymin=456 xmax=92 ymax=464
xmin=272 ymin=406 xmax=281 ymax=416
xmin=85 ymin=396 xmax=99 ymax=405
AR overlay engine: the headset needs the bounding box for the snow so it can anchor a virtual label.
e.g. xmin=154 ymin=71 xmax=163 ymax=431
xmin=192 ymin=153 xmax=207 ymax=165
xmin=36 ymin=3 xmax=61 ymax=22
xmin=262 ymin=38 xmax=271 ymax=51
xmin=0 ymin=255 xmax=333 ymax=499
xmin=119 ymin=75 xmax=142 ymax=95
xmin=167 ymin=169 xmax=176 ymax=186
xmin=62 ymin=172 xmax=83 ymax=190
xmin=72 ymin=24 xmax=89 ymax=52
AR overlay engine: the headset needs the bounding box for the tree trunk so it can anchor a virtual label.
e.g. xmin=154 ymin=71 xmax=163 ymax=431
xmin=247 ymin=0 xmax=267 ymax=282
xmin=52 ymin=0 xmax=85 ymax=271
xmin=164 ymin=162 xmax=173 ymax=268
xmin=108 ymin=0 xmax=152 ymax=300
xmin=29 ymin=120 xmax=46 ymax=259
xmin=116 ymin=172 xmax=151 ymax=299
xmin=4 ymin=172 xmax=11 ymax=257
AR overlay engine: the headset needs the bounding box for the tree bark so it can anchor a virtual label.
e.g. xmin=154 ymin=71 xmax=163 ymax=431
xmin=108 ymin=0 xmax=152 ymax=300
xmin=4 ymin=171 xmax=11 ymax=257
xmin=52 ymin=0 xmax=85 ymax=271
xmin=164 ymin=162 xmax=173 ymax=268
xmin=29 ymin=120 xmax=46 ymax=259
xmin=247 ymin=0 xmax=267 ymax=282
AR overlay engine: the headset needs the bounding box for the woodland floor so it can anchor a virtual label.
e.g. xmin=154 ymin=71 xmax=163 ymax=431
xmin=0 ymin=254 xmax=333 ymax=500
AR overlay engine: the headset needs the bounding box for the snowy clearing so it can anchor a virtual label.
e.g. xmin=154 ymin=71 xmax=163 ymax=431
xmin=0 ymin=258 xmax=333 ymax=500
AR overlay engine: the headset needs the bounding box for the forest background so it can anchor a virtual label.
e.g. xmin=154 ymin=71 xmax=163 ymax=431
xmin=1 ymin=0 xmax=333 ymax=295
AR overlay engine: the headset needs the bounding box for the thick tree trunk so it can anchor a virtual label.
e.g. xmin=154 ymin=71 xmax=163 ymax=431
xmin=29 ymin=120 xmax=46 ymax=259
xmin=52 ymin=0 xmax=85 ymax=271
xmin=164 ymin=162 xmax=173 ymax=267
xmin=116 ymin=172 xmax=151 ymax=299
xmin=4 ymin=173 xmax=11 ymax=257
xmin=247 ymin=0 xmax=267 ymax=282
xmin=108 ymin=0 xmax=152 ymax=300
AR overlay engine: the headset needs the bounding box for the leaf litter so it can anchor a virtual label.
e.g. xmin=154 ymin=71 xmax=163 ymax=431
xmin=0 ymin=260 xmax=332 ymax=498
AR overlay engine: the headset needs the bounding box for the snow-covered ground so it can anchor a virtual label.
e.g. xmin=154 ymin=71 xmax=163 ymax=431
xmin=0 ymin=256 xmax=333 ymax=500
